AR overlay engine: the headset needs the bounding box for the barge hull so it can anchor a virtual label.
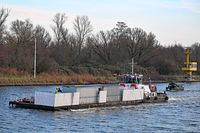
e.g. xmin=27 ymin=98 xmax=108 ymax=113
xmin=9 ymin=93 xmax=168 ymax=111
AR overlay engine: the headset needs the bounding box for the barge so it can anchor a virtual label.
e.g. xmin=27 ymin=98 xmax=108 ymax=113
xmin=9 ymin=74 xmax=168 ymax=111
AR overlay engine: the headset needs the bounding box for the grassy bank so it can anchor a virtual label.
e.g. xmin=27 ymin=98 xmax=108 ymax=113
xmin=0 ymin=68 xmax=199 ymax=86
xmin=0 ymin=68 xmax=117 ymax=86
xmin=1 ymin=73 xmax=200 ymax=86
xmin=0 ymin=72 xmax=117 ymax=86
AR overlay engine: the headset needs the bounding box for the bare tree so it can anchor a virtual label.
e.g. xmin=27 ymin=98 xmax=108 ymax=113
xmin=92 ymin=31 xmax=113 ymax=64
xmin=34 ymin=25 xmax=54 ymax=72
xmin=52 ymin=13 xmax=68 ymax=45
xmin=0 ymin=8 xmax=9 ymax=28
xmin=0 ymin=8 xmax=9 ymax=44
xmin=126 ymin=28 xmax=146 ymax=60
xmin=73 ymin=16 xmax=93 ymax=56
xmin=10 ymin=19 xmax=34 ymax=45
xmin=111 ymin=22 xmax=130 ymax=64
xmin=114 ymin=22 xmax=128 ymax=36
xmin=34 ymin=25 xmax=51 ymax=47
xmin=137 ymin=32 xmax=159 ymax=66
xmin=9 ymin=19 xmax=34 ymax=72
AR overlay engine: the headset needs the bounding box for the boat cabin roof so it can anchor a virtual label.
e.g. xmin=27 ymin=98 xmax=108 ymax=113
xmin=119 ymin=73 xmax=143 ymax=84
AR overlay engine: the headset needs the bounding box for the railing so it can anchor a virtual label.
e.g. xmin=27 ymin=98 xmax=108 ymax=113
xmin=182 ymin=67 xmax=197 ymax=71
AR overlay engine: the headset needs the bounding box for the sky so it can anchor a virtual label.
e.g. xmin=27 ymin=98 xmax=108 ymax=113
xmin=1 ymin=0 xmax=200 ymax=46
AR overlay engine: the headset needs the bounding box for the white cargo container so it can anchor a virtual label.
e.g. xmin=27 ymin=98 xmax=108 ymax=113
xmin=35 ymin=92 xmax=55 ymax=107
xmin=72 ymin=92 xmax=80 ymax=105
xmin=54 ymin=93 xmax=72 ymax=107
xmin=35 ymin=92 xmax=80 ymax=107
xmin=122 ymin=89 xmax=144 ymax=101
xmin=98 ymin=90 xmax=107 ymax=103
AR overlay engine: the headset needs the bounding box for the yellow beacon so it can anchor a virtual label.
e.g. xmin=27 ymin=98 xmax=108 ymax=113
xmin=182 ymin=48 xmax=197 ymax=80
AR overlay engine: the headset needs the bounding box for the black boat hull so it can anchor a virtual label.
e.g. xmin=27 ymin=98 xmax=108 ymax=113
xmin=9 ymin=93 xmax=168 ymax=111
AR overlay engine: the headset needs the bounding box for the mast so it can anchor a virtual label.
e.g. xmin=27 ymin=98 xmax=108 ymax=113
xmin=131 ymin=58 xmax=134 ymax=74
xmin=34 ymin=38 xmax=37 ymax=78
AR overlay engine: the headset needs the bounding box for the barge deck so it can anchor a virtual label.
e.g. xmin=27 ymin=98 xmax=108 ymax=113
xmin=9 ymin=93 xmax=168 ymax=111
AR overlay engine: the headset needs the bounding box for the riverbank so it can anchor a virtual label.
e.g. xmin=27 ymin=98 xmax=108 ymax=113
xmin=0 ymin=73 xmax=117 ymax=86
xmin=0 ymin=73 xmax=200 ymax=87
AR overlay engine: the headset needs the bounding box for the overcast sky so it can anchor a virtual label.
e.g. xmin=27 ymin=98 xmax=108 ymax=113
xmin=2 ymin=0 xmax=200 ymax=46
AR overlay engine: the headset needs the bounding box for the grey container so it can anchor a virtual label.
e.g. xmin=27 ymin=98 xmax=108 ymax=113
xmin=104 ymin=86 xmax=123 ymax=102
xmin=79 ymin=97 xmax=98 ymax=104
xmin=77 ymin=87 xmax=99 ymax=97
xmin=62 ymin=85 xmax=100 ymax=104
xmin=62 ymin=84 xmax=123 ymax=103
xmin=77 ymin=86 xmax=101 ymax=104
xmin=107 ymin=95 xmax=121 ymax=102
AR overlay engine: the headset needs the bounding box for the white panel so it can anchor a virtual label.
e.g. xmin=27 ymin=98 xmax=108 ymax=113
xmin=79 ymin=97 xmax=97 ymax=104
xmin=54 ymin=93 xmax=72 ymax=107
xmin=99 ymin=91 xmax=107 ymax=103
xmin=122 ymin=90 xmax=132 ymax=101
xmin=138 ymin=84 xmax=151 ymax=93
xmin=35 ymin=92 xmax=80 ymax=107
xmin=35 ymin=92 xmax=55 ymax=107
xmin=134 ymin=89 xmax=144 ymax=100
xmin=136 ymin=89 xmax=144 ymax=100
xmin=122 ymin=89 xmax=144 ymax=101
xmin=72 ymin=92 xmax=80 ymax=105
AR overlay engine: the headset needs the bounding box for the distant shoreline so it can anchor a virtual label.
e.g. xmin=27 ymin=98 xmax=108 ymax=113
xmin=0 ymin=80 xmax=199 ymax=87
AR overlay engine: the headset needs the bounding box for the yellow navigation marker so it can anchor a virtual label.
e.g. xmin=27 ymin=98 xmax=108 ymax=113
xmin=182 ymin=48 xmax=197 ymax=79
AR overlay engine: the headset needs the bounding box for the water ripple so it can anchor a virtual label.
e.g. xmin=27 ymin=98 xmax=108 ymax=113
xmin=0 ymin=83 xmax=200 ymax=132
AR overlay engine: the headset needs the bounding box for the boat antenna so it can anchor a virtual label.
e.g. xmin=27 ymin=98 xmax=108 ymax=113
xmin=149 ymin=77 xmax=151 ymax=85
xmin=132 ymin=58 xmax=134 ymax=74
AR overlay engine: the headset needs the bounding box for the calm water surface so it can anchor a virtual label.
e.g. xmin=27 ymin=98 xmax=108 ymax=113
xmin=0 ymin=83 xmax=200 ymax=133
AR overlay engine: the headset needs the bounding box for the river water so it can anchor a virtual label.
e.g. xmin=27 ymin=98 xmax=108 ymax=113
xmin=0 ymin=82 xmax=200 ymax=133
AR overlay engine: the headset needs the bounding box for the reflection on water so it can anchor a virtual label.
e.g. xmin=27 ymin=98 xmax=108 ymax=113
xmin=0 ymin=82 xmax=200 ymax=133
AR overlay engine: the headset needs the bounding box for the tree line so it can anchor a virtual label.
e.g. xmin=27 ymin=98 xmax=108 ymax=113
xmin=0 ymin=8 xmax=199 ymax=77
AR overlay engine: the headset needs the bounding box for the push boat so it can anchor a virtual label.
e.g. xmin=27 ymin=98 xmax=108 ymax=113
xmin=9 ymin=74 xmax=168 ymax=111
xmin=166 ymin=82 xmax=184 ymax=91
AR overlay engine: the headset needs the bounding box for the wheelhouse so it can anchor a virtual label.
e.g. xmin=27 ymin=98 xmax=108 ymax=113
xmin=119 ymin=74 xmax=143 ymax=84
